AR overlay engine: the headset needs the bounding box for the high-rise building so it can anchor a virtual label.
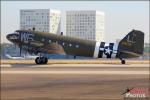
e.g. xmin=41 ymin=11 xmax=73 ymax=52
xmin=66 ymin=10 xmax=105 ymax=42
xmin=20 ymin=9 xmax=61 ymax=34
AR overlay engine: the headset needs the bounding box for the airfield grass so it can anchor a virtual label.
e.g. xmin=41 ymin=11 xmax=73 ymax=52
xmin=1 ymin=59 xmax=149 ymax=64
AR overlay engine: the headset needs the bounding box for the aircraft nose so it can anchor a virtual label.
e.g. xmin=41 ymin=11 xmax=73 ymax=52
xmin=6 ymin=34 xmax=12 ymax=41
xmin=6 ymin=33 xmax=20 ymax=42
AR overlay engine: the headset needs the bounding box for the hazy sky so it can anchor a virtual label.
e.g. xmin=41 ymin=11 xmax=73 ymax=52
xmin=1 ymin=1 xmax=149 ymax=43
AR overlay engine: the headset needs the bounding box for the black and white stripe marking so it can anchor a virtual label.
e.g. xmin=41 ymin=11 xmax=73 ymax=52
xmin=93 ymin=42 xmax=118 ymax=58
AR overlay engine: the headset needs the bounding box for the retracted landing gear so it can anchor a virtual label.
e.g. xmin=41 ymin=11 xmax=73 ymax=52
xmin=119 ymin=57 xmax=126 ymax=64
xmin=35 ymin=56 xmax=48 ymax=64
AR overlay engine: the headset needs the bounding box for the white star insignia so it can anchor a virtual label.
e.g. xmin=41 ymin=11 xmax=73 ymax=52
xmin=105 ymin=47 xmax=112 ymax=55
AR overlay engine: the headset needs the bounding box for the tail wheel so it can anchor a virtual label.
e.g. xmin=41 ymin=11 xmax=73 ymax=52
xmin=121 ymin=60 xmax=126 ymax=64
xmin=119 ymin=57 xmax=126 ymax=64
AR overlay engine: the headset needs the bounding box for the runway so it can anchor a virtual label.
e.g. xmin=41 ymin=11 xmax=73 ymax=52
xmin=1 ymin=64 xmax=149 ymax=100
xmin=1 ymin=64 xmax=149 ymax=74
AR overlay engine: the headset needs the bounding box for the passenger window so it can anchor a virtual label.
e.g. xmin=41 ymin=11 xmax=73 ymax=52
xmin=69 ymin=44 xmax=72 ymax=47
xmin=42 ymin=38 xmax=45 ymax=42
xmin=76 ymin=45 xmax=79 ymax=48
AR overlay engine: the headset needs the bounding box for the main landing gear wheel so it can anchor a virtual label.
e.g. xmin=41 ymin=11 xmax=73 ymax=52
xmin=35 ymin=57 xmax=48 ymax=64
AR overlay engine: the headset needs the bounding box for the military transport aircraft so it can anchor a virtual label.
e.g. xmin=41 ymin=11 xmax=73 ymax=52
xmin=6 ymin=29 xmax=144 ymax=64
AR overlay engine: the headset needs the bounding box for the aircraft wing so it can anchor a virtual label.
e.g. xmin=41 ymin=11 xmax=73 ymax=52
xmin=5 ymin=54 xmax=25 ymax=59
xmin=37 ymin=42 xmax=66 ymax=55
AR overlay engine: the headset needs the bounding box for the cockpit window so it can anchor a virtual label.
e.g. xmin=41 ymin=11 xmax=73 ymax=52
xmin=14 ymin=32 xmax=19 ymax=34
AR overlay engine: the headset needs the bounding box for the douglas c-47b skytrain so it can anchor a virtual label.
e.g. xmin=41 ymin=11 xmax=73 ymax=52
xmin=6 ymin=29 xmax=144 ymax=64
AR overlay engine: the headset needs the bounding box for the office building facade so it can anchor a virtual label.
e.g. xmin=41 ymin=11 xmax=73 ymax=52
xmin=20 ymin=9 xmax=61 ymax=34
xmin=66 ymin=10 xmax=105 ymax=41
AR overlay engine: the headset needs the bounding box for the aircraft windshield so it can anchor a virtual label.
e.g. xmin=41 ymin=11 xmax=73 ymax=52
xmin=9 ymin=33 xmax=19 ymax=40
xmin=14 ymin=32 xmax=19 ymax=34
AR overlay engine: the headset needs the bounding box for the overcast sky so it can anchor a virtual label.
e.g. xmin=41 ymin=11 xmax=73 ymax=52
xmin=1 ymin=1 xmax=149 ymax=43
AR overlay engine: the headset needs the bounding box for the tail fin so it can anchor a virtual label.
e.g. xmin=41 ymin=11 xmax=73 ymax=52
xmin=117 ymin=30 xmax=144 ymax=58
